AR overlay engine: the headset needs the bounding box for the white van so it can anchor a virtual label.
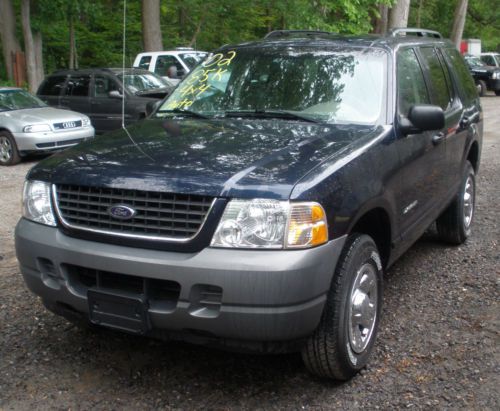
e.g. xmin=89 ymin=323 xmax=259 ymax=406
xmin=133 ymin=48 xmax=208 ymax=85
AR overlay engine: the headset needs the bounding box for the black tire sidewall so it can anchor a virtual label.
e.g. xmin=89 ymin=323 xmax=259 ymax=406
xmin=335 ymin=235 xmax=383 ymax=373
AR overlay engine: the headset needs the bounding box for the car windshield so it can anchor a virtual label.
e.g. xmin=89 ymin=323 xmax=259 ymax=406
xmin=179 ymin=52 xmax=208 ymax=69
xmin=0 ymin=89 xmax=46 ymax=111
xmin=466 ymin=56 xmax=487 ymax=68
xmin=118 ymin=72 xmax=169 ymax=93
xmin=158 ymin=47 xmax=387 ymax=125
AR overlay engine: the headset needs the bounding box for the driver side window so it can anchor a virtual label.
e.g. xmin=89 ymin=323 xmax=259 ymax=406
xmin=397 ymin=48 xmax=430 ymax=116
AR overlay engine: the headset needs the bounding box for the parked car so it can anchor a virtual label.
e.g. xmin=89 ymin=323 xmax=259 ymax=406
xmin=464 ymin=54 xmax=500 ymax=96
xmin=133 ymin=48 xmax=208 ymax=85
xmin=0 ymin=87 xmax=93 ymax=166
xmin=16 ymin=29 xmax=482 ymax=380
xmin=37 ymin=68 xmax=174 ymax=133
xmin=480 ymin=52 xmax=500 ymax=68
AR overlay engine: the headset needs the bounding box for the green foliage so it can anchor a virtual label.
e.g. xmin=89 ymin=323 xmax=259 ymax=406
xmin=1 ymin=0 xmax=499 ymax=83
xmin=409 ymin=0 xmax=500 ymax=51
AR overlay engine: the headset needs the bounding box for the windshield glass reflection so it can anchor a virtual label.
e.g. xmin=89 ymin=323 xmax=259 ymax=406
xmin=159 ymin=47 xmax=387 ymax=125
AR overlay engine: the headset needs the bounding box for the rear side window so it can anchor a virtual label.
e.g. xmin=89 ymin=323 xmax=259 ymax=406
xmin=418 ymin=47 xmax=452 ymax=111
xmin=397 ymin=48 xmax=430 ymax=115
xmin=443 ymin=48 xmax=477 ymax=103
xmin=65 ymin=75 xmax=90 ymax=97
xmin=138 ymin=56 xmax=151 ymax=69
xmin=38 ymin=76 xmax=66 ymax=96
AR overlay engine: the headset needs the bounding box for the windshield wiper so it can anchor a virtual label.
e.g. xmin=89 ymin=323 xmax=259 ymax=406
xmin=157 ymin=108 xmax=210 ymax=119
xmin=225 ymin=109 xmax=318 ymax=123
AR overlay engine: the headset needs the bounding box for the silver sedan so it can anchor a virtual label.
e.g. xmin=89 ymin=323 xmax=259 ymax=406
xmin=0 ymin=87 xmax=94 ymax=165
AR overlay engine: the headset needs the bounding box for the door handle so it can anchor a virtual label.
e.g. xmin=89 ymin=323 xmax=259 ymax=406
xmin=460 ymin=116 xmax=470 ymax=128
xmin=432 ymin=132 xmax=445 ymax=145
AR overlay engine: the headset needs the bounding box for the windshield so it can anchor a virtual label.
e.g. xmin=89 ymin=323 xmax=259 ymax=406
xmin=118 ymin=73 xmax=169 ymax=93
xmin=158 ymin=47 xmax=387 ymax=124
xmin=466 ymin=56 xmax=487 ymax=68
xmin=179 ymin=52 xmax=209 ymax=69
xmin=0 ymin=89 xmax=46 ymax=111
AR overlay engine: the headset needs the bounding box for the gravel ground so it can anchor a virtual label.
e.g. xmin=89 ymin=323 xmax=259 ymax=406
xmin=0 ymin=96 xmax=498 ymax=410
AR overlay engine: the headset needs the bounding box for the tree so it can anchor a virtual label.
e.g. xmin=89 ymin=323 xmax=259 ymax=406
xmin=389 ymin=0 xmax=411 ymax=29
xmin=450 ymin=0 xmax=469 ymax=48
xmin=21 ymin=0 xmax=40 ymax=92
xmin=142 ymin=0 xmax=163 ymax=51
xmin=0 ymin=0 xmax=21 ymax=81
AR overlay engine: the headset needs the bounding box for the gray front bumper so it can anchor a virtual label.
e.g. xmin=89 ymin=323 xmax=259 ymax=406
xmin=15 ymin=218 xmax=345 ymax=344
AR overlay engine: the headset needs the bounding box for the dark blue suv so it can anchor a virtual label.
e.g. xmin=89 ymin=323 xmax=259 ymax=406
xmin=16 ymin=29 xmax=482 ymax=380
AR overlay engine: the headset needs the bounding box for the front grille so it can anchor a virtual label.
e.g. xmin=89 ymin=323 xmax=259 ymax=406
xmin=55 ymin=184 xmax=214 ymax=241
xmin=53 ymin=120 xmax=82 ymax=130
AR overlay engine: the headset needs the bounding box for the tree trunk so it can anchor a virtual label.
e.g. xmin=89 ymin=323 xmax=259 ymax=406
xmin=34 ymin=31 xmax=44 ymax=88
xmin=0 ymin=0 xmax=21 ymax=81
xmin=373 ymin=4 xmax=389 ymax=34
xmin=21 ymin=0 xmax=38 ymax=92
xmin=416 ymin=0 xmax=425 ymax=28
xmin=450 ymin=0 xmax=468 ymax=49
xmin=188 ymin=15 xmax=206 ymax=48
xmin=69 ymin=18 xmax=78 ymax=69
xmin=142 ymin=0 xmax=163 ymax=51
xmin=389 ymin=0 xmax=411 ymax=29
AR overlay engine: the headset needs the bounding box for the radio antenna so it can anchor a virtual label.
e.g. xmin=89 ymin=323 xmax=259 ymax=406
xmin=121 ymin=0 xmax=127 ymax=129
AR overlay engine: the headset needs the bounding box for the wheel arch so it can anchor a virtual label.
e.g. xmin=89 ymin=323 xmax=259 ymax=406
xmin=346 ymin=205 xmax=393 ymax=270
xmin=466 ymin=140 xmax=480 ymax=172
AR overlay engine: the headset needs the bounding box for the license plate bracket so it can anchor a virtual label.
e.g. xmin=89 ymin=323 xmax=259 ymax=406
xmin=88 ymin=289 xmax=150 ymax=334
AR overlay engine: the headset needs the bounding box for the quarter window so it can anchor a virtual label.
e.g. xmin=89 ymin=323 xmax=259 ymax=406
xmin=397 ymin=48 xmax=430 ymax=116
xmin=38 ymin=76 xmax=66 ymax=96
xmin=443 ymin=48 xmax=477 ymax=103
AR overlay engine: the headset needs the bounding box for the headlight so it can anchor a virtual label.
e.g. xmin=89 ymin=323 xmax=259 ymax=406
xmin=492 ymin=71 xmax=500 ymax=79
xmin=23 ymin=124 xmax=51 ymax=133
xmin=82 ymin=117 xmax=91 ymax=126
xmin=210 ymin=199 xmax=328 ymax=249
xmin=22 ymin=180 xmax=56 ymax=226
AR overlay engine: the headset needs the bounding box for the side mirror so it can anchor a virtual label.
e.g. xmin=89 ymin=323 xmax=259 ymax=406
xmin=146 ymin=100 xmax=162 ymax=117
xmin=108 ymin=90 xmax=122 ymax=99
xmin=400 ymin=104 xmax=445 ymax=135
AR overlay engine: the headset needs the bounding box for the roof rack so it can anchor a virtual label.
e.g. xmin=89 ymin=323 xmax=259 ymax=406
xmin=264 ymin=30 xmax=332 ymax=39
xmin=387 ymin=28 xmax=442 ymax=38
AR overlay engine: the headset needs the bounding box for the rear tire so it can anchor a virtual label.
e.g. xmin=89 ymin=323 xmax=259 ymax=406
xmin=301 ymin=234 xmax=383 ymax=380
xmin=0 ymin=131 xmax=21 ymax=166
xmin=436 ymin=161 xmax=475 ymax=245
xmin=476 ymin=80 xmax=487 ymax=97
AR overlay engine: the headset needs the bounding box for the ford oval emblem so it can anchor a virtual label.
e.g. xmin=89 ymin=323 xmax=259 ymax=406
xmin=108 ymin=204 xmax=136 ymax=220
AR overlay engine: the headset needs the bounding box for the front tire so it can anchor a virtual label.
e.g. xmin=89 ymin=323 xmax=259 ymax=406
xmin=476 ymin=80 xmax=487 ymax=97
xmin=0 ymin=131 xmax=21 ymax=166
xmin=436 ymin=161 xmax=475 ymax=245
xmin=302 ymin=234 xmax=383 ymax=380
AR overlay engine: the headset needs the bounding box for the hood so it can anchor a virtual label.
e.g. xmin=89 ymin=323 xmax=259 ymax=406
xmin=29 ymin=118 xmax=386 ymax=199
xmin=135 ymin=87 xmax=172 ymax=99
xmin=1 ymin=106 xmax=87 ymax=126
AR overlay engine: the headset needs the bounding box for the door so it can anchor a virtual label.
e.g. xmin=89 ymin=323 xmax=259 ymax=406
xmin=90 ymin=74 xmax=123 ymax=133
xmin=60 ymin=74 xmax=91 ymax=115
xmin=394 ymin=47 xmax=449 ymax=244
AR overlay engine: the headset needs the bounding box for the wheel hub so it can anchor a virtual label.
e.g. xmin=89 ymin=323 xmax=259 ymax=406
xmin=348 ymin=263 xmax=378 ymax=354
xmin=463 ymin=175 xmax=474 ymax=229
xmin=0 ymin=136 xmax=12 ymax=162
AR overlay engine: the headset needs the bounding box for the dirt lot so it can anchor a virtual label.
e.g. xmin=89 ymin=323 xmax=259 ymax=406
xmin=0 ymin=96 xmax=499 ymax=410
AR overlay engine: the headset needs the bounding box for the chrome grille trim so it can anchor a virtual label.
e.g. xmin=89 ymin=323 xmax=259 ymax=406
xmin=52 ymin=184 xmax=216 ymax=243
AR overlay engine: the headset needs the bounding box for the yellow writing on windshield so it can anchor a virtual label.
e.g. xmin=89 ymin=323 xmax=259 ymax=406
xmin=167 ymin=51 xmax=236 ymax=110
